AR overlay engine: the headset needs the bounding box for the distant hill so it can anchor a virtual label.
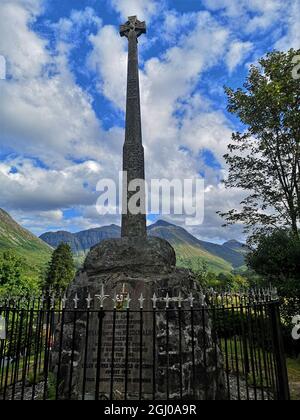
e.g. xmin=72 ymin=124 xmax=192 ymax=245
xmin=40 ymin=220 xmax=246 ymax=273
xmin=223 ymin=239 xmax=249 ymax=255
xmin=0 ymin=208 xmax=52 ymax=276
xmin=148 ymin=220 xmax=245 ymax=272
xmin=40 ymin=225 xmax=120 ymax=255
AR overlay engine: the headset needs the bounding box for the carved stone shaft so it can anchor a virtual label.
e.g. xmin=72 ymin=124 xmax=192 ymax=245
xmin=120 ymin=16 xmax=147 ymax=238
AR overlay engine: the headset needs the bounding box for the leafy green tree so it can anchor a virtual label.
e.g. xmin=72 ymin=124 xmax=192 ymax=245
xmin=0 ymin=251 xmax=40 ymax=297
xmin=247 ymin=229 xmax=300 ymax=293
xmin=192 ymin=259 xmax=209 ymax=287
xmin=45 ymin=243 xmax=75 ymax=293
xmin=0 ymin=251 xmax=23 ymax=286
xmin=216 ymin=272 xmax=248 ymax=290
xmin=219 ymin=49 xmax=300 ymax=243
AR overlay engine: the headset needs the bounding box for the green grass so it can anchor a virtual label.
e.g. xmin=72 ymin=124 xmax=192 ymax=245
xmin=175 ymin=244 xmax=233 ymax=274
xmin=287 ymin=358 xmax=300 ymax=400
xmin=0 ymin=210 xmax=52 ymax=278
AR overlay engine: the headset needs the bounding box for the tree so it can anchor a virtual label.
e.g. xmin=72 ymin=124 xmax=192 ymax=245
xmin=45 ymin=243 xmax=75 ymax=293
xmin=192 ymin=259 xmax=209 ymax=287
xmin=219 ymin=49 xmax=300 ymax=243
xmin=0 ymin=251 xmax=40 ymax=297
xmin=0 ymin=251 xmax=23 ymax=286
xmin=216 ymin=272 xmax=248 ymax=290
xmin=247 ymin=229 xmax=300 ymax=293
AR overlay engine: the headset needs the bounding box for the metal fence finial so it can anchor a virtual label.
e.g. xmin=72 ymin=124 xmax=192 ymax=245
xmin=151 ymin=293 xmax=158 ymax=309
xmin=199 ymin=290 xmax=206 ymax=306
xmin=188 ymin=293 xmax=194 ymax=308
xmin=125 ymin=293 xmax=131 ymax=309
xmin=177 ymin=291 xmax=183 ymax=308
xmin=73 ymin=293 xmax=79 ymax=309
xmin=95 ymin=284 xmax=110 ymax=308
xmin=50 ymin=294 xmax=56 ymax=310
xmin=61 ymin=294 xmax=67 ymax=309
xmin=86 ymin=293 xmax=93 ymax=309
xmin=138 ymin=293 xmax=145 ymax=309
xmin=164 ymin=293 xmax=171 ymax=309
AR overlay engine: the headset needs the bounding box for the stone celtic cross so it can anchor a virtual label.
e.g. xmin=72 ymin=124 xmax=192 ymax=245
xmin=120 ymin=16 xmax=146 ymax=39
xmin=120 ymin=16 xmax=147 ymax=238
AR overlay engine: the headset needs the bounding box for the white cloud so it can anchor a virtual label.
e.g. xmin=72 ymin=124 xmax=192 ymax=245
xmin=226 ymin=41 xmax=254 ymax=72
xmin=0 ymin=1 xmax=119 ymax=168
xmin=275 ymin=0 xmax=300 ymax=49
xmin=88 ymin=25 xmax=127 ymax=110
xmin=52 ymin=7 xmax=102 ymax=42
xmin=40 ymin=210 xmax=64 ymax=222
xmin=203 ymin=0 xmax=290 ymax=34
xmin=110 ymin=0 xmax=162 ymax=21
xmin=0 ymin=0 xmax=48 ymax=80
xmin=0 ymin=158 xmax=104 ymax=211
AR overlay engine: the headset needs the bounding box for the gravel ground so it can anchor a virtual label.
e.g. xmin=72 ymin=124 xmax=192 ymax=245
xmin=2 ymin=382 xmax=45 ymax=400
xmin=228 ymin=375 xmax=274 ymax=400
xmin=2 ymin=377 xmax=274 ymax=400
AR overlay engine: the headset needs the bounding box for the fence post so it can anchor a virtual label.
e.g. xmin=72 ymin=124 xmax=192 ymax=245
xmin=269 ymin=302 xmax=290 ymax=400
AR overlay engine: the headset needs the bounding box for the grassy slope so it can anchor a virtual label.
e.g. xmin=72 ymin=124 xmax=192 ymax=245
xmin=0 ymin=209 xmax=52 ymax=277
xmin=175 ymin=244 xmax=232 ymax=273
xmin=149 ymin=224 xmax=233 ymax=274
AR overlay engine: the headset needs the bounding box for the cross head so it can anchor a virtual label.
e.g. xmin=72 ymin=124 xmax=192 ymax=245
xmin=120 ymin=16 xmax=146 ymax=39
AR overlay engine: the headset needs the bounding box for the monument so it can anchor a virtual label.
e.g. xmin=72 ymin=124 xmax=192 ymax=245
xmin=120 ymin=16 xmax=147 ymax=238
xmin=52 ymin=16 xmax=224 ymax=400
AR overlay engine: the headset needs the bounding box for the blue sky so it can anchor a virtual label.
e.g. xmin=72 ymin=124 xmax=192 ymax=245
xmin=0 ymin=0 xmax=299 ymax=243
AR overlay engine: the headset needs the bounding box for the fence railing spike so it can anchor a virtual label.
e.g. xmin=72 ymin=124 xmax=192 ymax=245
xmin=112 ymin=293 xmax=118 ymax=309
xmin=138 ymin=293 xmax=145 ymax=309
xmin=188 ymin=293 xmax=194 ymax=308
xmin=50 ymin=294 xmax=56 ymax=310
xmin=164 ymin=293 xmax=171 ymax=309
xmin=95 ymin=283 xmax=110 ymax=308
xmin=86 ymin=293 xmax=93 ymax=309
xmin=271 ymin=287 xmax=279 ymax=301
xmin=199 ymin=291 xmax=206 ymax=307
xmin=177 ymin=291 xmax=183 ymax=308
xmin=61 ymin=294 xmax=67 ymax=309
xmin=151 ymin=293 xmax=158 ymax=309
xmin=125 ymin=293 xmax=131 ymax=309
xmin=73 ymin=293 xmax=79 ymax=309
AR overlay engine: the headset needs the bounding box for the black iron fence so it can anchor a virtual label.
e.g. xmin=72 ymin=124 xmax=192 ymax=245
xmin=0 ymin=289 xmax=290 ymax=400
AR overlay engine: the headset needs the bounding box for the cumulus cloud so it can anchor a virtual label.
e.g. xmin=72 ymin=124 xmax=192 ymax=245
xmin=0 ymin=158 xmax=103 ymax=211
xmin=226 ymin=40 xmax=254 ymax=72
xmin=203 ymin=0 xmax=284 ymax=32
xmin=0 ymin=0 xmax=48 ymax=80
xmin=110 ymin=0 xmax=162 ymax=21
xmin=0 ymin=1 xmax=121 ymax=169
xmin=88 ymin=25 xmax=127 ymax=110
xmin=275 ymin=0 xmax=300 ymax=49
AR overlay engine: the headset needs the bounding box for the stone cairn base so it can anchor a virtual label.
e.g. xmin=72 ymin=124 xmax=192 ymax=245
xmin=51 ymin=237 xmax=225 ymax=400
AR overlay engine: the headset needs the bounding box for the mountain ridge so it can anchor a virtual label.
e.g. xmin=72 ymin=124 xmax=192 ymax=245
xmin=40 ymin=220 xmax=246 ymax=273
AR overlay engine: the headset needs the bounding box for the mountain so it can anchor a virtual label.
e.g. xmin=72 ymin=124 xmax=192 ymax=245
xmin=0 ymin=208 xmax=52 ymax=275
xmin=40 ymin=220 xmax=246 ymax=273
xmin=40 ymin=225 xmax=121 ymax=258
xmin=223 ymin=240 xmax=248 ymax=255
xmin=148 ymin=221 xmax=245 ymax=272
